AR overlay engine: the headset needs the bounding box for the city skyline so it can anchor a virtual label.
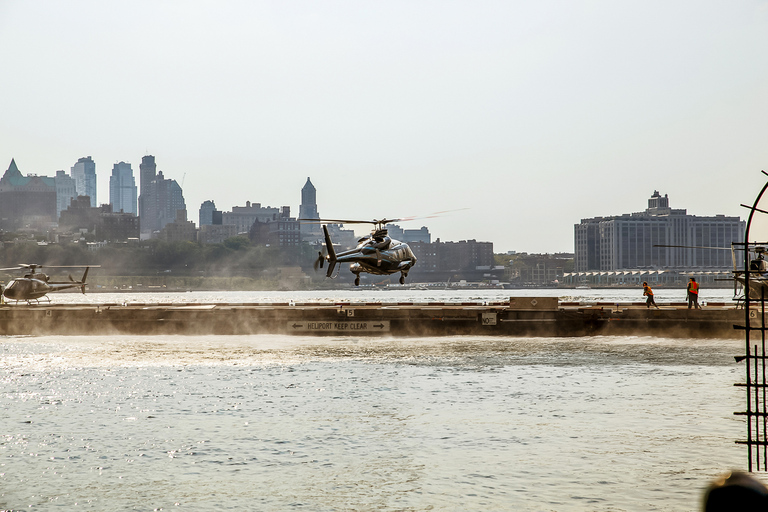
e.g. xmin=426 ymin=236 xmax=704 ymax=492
xmin=2 ymin=2 xmax=767 ymax=252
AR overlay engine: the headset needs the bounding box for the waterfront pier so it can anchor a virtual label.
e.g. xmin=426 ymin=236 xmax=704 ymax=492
xmin=0 ymin=297 xmax=747 ymax=338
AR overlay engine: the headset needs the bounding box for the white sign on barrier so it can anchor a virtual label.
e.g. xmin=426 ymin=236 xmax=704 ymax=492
xmin=481 ymin=313 xmax=497 ymax=326
xmin=288 ymin=320 xmax=390 ymax=332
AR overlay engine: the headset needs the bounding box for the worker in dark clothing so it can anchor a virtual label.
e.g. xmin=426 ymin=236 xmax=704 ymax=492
xmin=643 ymin=281 xmax=659 ymax=309
xmin=687 ymin=277 xmax=701 ymax=309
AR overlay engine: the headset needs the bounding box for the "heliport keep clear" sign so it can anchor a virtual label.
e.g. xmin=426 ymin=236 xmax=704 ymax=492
xmin=288 ymin=321 xmax=391 ymax=332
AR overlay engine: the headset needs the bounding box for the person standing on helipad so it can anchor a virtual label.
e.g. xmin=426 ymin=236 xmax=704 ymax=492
xmin=687 ymin=277 xmax=701 ymax=309
xmin=643 ymin=281 xmax=659 ymax=309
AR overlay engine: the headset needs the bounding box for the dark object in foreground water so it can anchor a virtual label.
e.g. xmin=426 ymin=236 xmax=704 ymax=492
xmin=703 ymin=471 xmax=768 ymax=511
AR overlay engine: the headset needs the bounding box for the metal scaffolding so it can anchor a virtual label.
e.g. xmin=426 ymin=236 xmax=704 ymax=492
xmin=735 ymin=172 xmax=768 ymax=472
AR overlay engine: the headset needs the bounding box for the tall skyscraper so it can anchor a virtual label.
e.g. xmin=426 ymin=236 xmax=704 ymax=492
xmin=299 ymin=178 xmax=319 ymax=220
xmin=109 ymin=161 xmax=137 ymax=215
xmin=299 ymin=177 xmax=321 ymax=240
xmin=137 ymin=155 xmax=187 ymax=237
xmin=199 ymin=200 xmax=217 ymax=226
xmin=70 ymin=156 xmax=97 ymax=206
xmin=54 ymin=170 xmax=77 ymax=218
xmin=138 ymin=155 xmax=156 ymax=230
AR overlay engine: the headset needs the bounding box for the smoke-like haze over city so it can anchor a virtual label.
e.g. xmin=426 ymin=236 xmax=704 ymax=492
xmin=1 ymin=1 xmax=767 ymax=252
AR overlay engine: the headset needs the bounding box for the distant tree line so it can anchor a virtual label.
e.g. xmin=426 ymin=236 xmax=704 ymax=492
xmin=0 ymin=236 xmax=317 ymax=277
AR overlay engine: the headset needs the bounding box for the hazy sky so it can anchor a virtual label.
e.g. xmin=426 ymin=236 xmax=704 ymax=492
xmin=2 ymin=1 xmax=767 ymax=253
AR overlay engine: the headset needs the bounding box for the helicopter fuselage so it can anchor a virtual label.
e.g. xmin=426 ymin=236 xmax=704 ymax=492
xmin=316 ymin=224 xmax=417 ymax=285
xmin=4 ymin=278 xmax=54 ymax=301
xmin=1 ymin=267 xmax=90 ymax=303
xmin=3 ymin=277 xmax=84 ymax=302
xmin=337 ymin=237 xmax=417 ymax=276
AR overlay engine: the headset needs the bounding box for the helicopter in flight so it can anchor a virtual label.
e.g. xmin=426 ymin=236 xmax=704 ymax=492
xmin=300 ymin=218 xmax=418 ymax=286
xmin=0 ymin=264 xmax=96 ymax=304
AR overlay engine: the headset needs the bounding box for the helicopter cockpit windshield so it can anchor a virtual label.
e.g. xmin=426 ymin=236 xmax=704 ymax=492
xmin=751 ymin=249 xmax=767 ymax=273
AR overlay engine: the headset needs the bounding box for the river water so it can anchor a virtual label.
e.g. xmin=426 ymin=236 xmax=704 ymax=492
xmin=0 ymin=289 xmax=760 ymax=511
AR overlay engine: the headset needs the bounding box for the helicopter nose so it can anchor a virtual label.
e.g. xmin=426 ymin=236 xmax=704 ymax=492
xmin=3 ymin=281 xmax=21 ymax=299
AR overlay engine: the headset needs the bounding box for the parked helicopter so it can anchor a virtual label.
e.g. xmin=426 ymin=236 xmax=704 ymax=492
xmin=653 ymin=243 xmax=768 ymax=299
xmin=0 ymin=264 xmax=96 ymax=304
xmin=733 ymin=244 xmax=768 ymax=300
xmin=300 ymin=218 xmax=417 ymax=286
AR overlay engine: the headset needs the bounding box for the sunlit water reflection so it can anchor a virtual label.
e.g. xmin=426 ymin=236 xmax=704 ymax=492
xmin=0 ymin=333 xmax=757 ymax=511
xmin=43 ymin=287 xmax=739 ymax=306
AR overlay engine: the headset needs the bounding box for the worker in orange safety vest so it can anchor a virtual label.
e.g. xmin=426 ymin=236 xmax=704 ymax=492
xmin=687 ymin=277 xmax=701 ymax=309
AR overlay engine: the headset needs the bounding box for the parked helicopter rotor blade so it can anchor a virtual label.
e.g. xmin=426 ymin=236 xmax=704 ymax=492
xmin=653 ymin=244 xmax=732 ymax=250
xmin=15 ymin=264 xmax=101 ymax=269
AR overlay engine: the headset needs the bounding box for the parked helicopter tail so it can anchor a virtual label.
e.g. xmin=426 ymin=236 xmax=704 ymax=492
xmin=323 ymin=225 xmax=338 ymax=278
xmin=80 ymin=267 xmax=89 ymax=294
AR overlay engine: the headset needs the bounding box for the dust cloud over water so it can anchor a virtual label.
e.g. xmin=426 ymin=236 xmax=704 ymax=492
xmin=0 ymin=334 xmax=754 ymax=510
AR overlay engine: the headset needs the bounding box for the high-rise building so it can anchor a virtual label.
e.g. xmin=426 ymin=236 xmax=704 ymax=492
xmin=109 ymin=161 xmax=137 ymax=215
xmin=199 ymin=200 xmax=218 ymax=226
xmin=299 ymin=177 xmax=321 ymax=241
xmin=574 ymin=191 xmax=745 ymax=272
xmin=155 ymin=171 xmax=186 ymax=233
xmin=138 ymin=155 xmax=157 ymax=234
xmin=70 ymin=156 xmax=97 ymax=206
xmin=299 ymin=177 xmax=319 ymax=219
xmin=54 ymin=170 xmax=77 ymax=219
xmin=137 ymin=155 xmax=187 ymax=238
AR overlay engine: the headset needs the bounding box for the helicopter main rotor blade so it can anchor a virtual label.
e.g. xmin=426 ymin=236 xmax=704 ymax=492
xmin=299 ymin=208 xmax=468 ymax=227
xmin=15 ymin=264 xmax=101 ymax=269
xmin=299 ymin=218 xmax=382 ymax=225
xmin=395 ymin=208 xmax=470 ymax=223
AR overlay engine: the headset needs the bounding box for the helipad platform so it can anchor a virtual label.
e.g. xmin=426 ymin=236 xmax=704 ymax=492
xmin=0 ymin=297 xmax=750 ymax=338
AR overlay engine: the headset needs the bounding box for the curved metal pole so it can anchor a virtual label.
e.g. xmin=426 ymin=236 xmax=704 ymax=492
xmin=743 ymin=173 xmax=768 ymax=472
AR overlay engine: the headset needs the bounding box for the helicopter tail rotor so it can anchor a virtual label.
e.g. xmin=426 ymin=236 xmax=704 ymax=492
xmin=313 ymin=251 xmax=325 ymax=271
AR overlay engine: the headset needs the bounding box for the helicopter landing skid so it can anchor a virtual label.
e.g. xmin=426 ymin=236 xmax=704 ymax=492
xmin=9 ymin=296 xmax=51 ymax=306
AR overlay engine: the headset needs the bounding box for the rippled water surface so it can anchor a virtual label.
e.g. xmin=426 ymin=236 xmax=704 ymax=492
xmin=0 ymin=332 xmax=756 ymax=511
xmin=40 ymin=287 xmax=739 ymax=306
